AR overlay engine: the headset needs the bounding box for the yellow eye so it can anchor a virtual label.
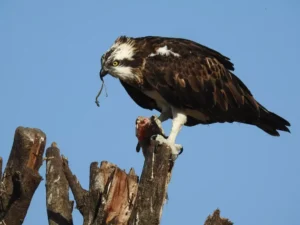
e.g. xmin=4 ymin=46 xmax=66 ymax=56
xmin=112 ymin=61 xmax=119 ymax=66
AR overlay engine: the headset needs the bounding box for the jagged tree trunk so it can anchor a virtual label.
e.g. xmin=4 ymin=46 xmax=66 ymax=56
xmin=45 ymin=143 xmax=74 ymax=225
xmin=0 ymin=122 xmax=233 ymax=225
xmin=0 ymin=127 xmax=46 ymax=225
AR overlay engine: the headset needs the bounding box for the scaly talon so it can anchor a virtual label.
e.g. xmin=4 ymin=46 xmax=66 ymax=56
xmin=150 ymin=134 xmax=183 ymax=160
xmin=136 ymin=142 xmax=141 ymax=152
xmin=150 ymin=115 xmax=167 ymax=138
xmin=175 ymin=144 xmax=184 ymax=155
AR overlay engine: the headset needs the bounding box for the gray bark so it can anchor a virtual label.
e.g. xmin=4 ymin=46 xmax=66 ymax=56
xmin=0 ymin=124 xmax=233 ymax=225
xmin=128 ymin=116 xmax=174 ymax=225
xmin=0 ymin=126 xmax=46 ymax=225
xmin=45 ymin=142 xmax=74 ymax=225
xmin=62 ymin=159 xmax=139 ymax=225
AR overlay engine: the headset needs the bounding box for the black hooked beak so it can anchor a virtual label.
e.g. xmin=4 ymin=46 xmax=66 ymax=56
xmin=99 ymin=68 xmax=108 ymax=80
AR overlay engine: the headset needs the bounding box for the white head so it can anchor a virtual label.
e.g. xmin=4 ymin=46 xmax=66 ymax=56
xmin=100 ymin=36 xmax=139 ymax=81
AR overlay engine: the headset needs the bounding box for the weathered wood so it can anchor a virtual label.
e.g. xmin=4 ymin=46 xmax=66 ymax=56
xmin=0 ymin=126 xmax=46 ymax=225
xmin=130 ymin=117 xmax=234 ymax=225
xmin=62 ymin=158 xmax=139 ymax=225
xmin=45 ymin=142 xmax=74 ymax=225
xmin=0 ymin=125 xmax=234 ymax=225
xmin=0 ymin=157 xmax=2 ymax=181
xmin=128 ymin=116 xmax=174 ymax=225
xmin=0 ymin=155 xmax=6 ymax=221
xmin=90 ymin=162 xmax=138 ymax=225
xmin=62 ymin=157 xmax=88 ymax=217
xmin=204 ymin=209 xmax=233 ymax=225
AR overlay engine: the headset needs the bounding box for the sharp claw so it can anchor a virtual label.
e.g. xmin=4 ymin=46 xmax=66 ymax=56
xmin=178 ymin=147 xmax=184 ymax=155
xmin=150 ymin=115 xmax=156 ymax=120
xmin=151 ymin=115 xmax=167 ymax=137
xmin=150 ymin=134 xmax=183 ymax=160
xmin=136 ymin=142 xmax=141 ymax=152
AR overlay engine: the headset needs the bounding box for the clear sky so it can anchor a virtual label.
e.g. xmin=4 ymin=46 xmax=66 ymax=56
xmin=0 ymin=1 xmax=299 ymax=224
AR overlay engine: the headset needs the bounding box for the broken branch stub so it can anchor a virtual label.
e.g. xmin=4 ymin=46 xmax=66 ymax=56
xmin=0 ymin=126 xmax=46 ymax=225
xmin=62 ymin=157 xmax=88 ymax=217
xmin=129 ymin=116 xmax=174 ymax=225
xmin=204 ymin=209 xmax=233 ymax=225
xmin=62 ymin=158 xmax=139 ymax=225
xmin=45 ymin=142 xmax=74 ymax=225
xmin=91 ymin=161 xmax=139 ymax=224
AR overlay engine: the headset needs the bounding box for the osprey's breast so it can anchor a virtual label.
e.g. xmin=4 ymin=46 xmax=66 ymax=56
xmin=143 ymin=90 xmax=209 ymax=122
xmin=143 ymin=90 xmax=170 ymax=110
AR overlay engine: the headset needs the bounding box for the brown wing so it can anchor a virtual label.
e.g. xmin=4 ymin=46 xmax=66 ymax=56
xmin=143 ymin=53 xmax=290 ymax=135
xmin=144 ymin=54 xmax=260 ymax=122
xmin=133 ymin=36 xmax=235 ymax=71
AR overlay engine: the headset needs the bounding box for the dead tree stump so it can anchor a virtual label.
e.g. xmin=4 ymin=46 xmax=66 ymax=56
xmin=45 ymin=143 xmax=74 ymax=225
xmin=0 ymin=121 xmax=233 ymax=225
xmin=128 ymin=116 xmax=174 ymax=225
xmin=62 ymin=156 xmax=139 ymax=225
xmin=0 ymin=127 xmax=46 ymax=225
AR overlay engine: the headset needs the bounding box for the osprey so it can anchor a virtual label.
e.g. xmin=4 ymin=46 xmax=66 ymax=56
xmin=99 ymin=36 xmax=291 ymax=157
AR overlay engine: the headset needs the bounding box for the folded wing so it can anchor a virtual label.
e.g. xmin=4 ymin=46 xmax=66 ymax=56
xmin=143 ymin=50 xmax=290 ymax=135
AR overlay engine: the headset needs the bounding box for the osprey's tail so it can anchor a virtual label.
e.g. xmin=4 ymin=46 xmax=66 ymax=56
xmin=255 ymin=105 xmax=291 ymax=136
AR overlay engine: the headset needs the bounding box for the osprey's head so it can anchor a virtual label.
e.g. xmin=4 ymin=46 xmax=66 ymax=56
xmin=100 ymin=36 xmax=141 ymax=81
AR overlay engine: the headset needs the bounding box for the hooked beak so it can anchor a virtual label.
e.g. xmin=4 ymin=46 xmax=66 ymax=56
xmin=99 ymin=68 xmax=108 ymax=79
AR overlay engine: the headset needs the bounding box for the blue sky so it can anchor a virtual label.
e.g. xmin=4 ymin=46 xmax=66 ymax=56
xmin=0 ymin=1 xmax=299 ymax=224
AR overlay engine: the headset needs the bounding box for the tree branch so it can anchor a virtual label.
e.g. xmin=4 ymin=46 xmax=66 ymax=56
xmin=62 ymin=157 xmax=139 ymax=225
xmin=204 ymin=209 xmax=233 ymax=225
xmin=45 ymin=142 xmax=74 ymax=225
xmin=0 ymin=126 xmax=46 ymax=225
xmin=62 ymin=157 xmax=88 ymax=217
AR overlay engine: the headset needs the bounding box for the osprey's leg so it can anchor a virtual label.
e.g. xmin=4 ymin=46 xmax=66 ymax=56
xmin=158 ymin=111 xmax=170 ymax=123
xmin=156 ymin=108 xmax=171 ymax=130
xmin=167 ymin=108 xmax=187 ymax=144
xmin=151 ymin=108 xmax=187 ymax=159
xmin=153 ymin=113 xmax=168 ymax=136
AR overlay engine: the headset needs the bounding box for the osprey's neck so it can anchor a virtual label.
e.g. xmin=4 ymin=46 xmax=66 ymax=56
xmin=117 ymin=69 xmax=153 ymax=91
xmin=115 ymin=70 xmax=141 ymax=86
xmin=112 ymin=66 xmax=135 ymax=81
